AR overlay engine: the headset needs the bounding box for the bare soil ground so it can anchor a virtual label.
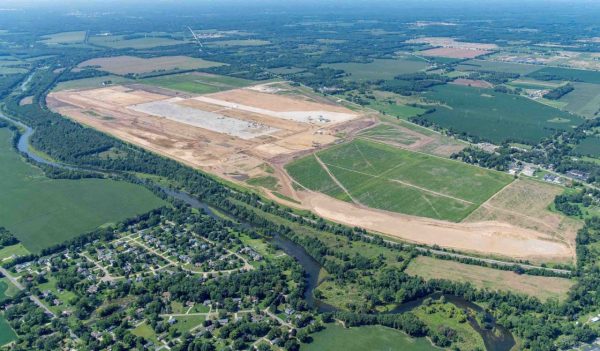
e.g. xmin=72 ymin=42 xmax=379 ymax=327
xmin=451 ymin=78 xmax=494 ymax=88
xmin=47 ymin=81 xmax=574 ymax=262
xmin=406 ymin=256 xmax=574 ymax=301
xmin=464 ymin=178 xmax=580 ymax=250
xmin=47 ymin=83 xmax=360 ymax=195
xmin=19 ymin=96 xmax=33 ymax=106
xmin=298 ymin=191 xmax=572 ymax=262
xmin=77 ymin=55 xmax=223 ymax=75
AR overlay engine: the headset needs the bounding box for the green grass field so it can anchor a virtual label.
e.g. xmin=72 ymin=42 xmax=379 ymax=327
xmin=558 ymin=82 xmax=600 ymax=118
xmin=141 ymin=72 xmax=253 ymax=94
xmin=89 ymin=35 xmax=184 ymax=49
xmin=132 ymin=322 xmax=160 ymax=344
xmin=302 ymin=324 xmax=437 ymax=351
xmin=0 ymin=128 xmax=165 ymax=253
xmin=0 ymin=279 xmax=18 ymax=302
xmin=324 ymin=57 xmax=430 ymax=81
xmin=369 ymin=100 xmax=426 ymax=120
xmin=422 ymin=84 xmax=582 ymax=144
xmin=171 ymin=315 xmax=206 ymax=333
xmin=456 ymin=59 xmax=542 ymax=75
xmin=285 ymin=154 xmax=349 ymax=200
xmin=0 ymin=244 xmax=29 ymax=262
xmin=0 ymin=315 xmax=17 ymax=346
xmin=574 ymin=136 xmax=600 ymax=157
xmin=412 ymin=299 xmax=485 ymax=350
xmin=40 ymin=31 xmax=86 ymax=45
xmin=246 ymin=175 xmax=280 ymax=191
xmin=358 ymin=124 xmax=421 ymax=145
xmin=286 ymin=139 xmax=512 ymax=221
xmin=528 ymin=66 xmax=600 ymax=84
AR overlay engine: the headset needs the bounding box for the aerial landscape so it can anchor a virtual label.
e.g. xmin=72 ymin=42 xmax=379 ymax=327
xmin=2 ymin=0 xmax=600 ymax=350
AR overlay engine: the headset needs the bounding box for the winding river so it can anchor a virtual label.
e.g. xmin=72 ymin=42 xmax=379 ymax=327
xmin=2 ymin=112 xmax=515 ymax=350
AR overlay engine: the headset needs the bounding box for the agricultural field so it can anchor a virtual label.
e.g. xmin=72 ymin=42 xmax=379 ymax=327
xmin=302 ymin=324 xmax=437 ymax=351
xmin=0 ymin=56 xmax=29 ymax=74
xmin=287 ymin=138 xmax=512 ymax=221
xmin=324 ymin=56 xmax=430 ymax=81
xmin=141 ymin=72 xmax=253 ymax=94
xmin=557 ymin=82 xmax=600 ymax=118
xmin=422 ymin=84 xmax=583 ymax=144
xmin=88 ymin=34 xmax=185 ymax=49
xmin=77 ymin=55 xmax=224 ymax=76
xmin=456 ymin=59 xmax=542 ymax=75
xmin=39 ymin=31 xmax=86 ymax=45
xmin=527 ymin=66 xmax=600 ymax=84
xmin=406 ymin=256 xmax=575 ymax=301
xmin=0 ymin=315 xmax=17 ymax=347
xmin=574 ymin=136 xmax=600 ymax=157
xmin=0 ymin=128 xmax=165 ymax=253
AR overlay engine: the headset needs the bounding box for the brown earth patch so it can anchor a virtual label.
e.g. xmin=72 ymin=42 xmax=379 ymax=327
xmin=451 ymin=78 xmax=494 ymax=88
xmin=464 ymin=178 xmax=581 ymax=248
xmin=298 ymin=191 xmax=573 ymax=263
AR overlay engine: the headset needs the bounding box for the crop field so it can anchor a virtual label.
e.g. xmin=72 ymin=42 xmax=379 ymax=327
xmin=287 ymin=138 xmax=512 ymax=221
xmin=88 ymin=34 xmax=185 ymax=49
xmin=302 ymin=324 xmax=437 ymax=351
xmin=0 ymin=315 xmax=17 ymax=347
xmin=456 ymin=59 xmax=542 ymax=75
xmin=324 ymin=57 xmax=430 ymax=81
xmin=0 ymin=128 xmax=165 ymax=253
xmin=422 ymin=84 xmax=582 ymax=144
xmin=574 ymin=136 xmax=600 ymax=157
xmin=527 ymin=66 xmax=600 ymax=84
xmin=40 ymin=31 xmax=86 ymax=45
xmin=406 ymin=256 xmax=574 ymax=301
xmin=141 ymin=72 xmax=252 ymax=94
xmin=77 ymin=55 xmax=224 ymax=76
xmin=558 ymin=82 xmax=600 ymax=118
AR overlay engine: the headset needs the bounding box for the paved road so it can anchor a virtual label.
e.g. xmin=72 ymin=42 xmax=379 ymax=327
xmin=0 ymin=267 xmax=56 ymax=317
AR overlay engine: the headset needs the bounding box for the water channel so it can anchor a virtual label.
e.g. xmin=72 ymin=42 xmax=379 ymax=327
xmin=2 ymin=112 xmax=515 ymax=350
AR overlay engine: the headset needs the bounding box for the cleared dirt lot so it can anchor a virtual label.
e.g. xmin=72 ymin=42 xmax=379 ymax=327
xmin=465 ymin=178 xmax=581 ymax=248
xmin=77 ymin=55 xmax=223 ymax=75
xmin=48 ymin=81 xmax=574 ymax=263
xmin=47 ymin=83 xmax=361 ymax=185
xmin=299 ymin=191 xmax=573 ymax=262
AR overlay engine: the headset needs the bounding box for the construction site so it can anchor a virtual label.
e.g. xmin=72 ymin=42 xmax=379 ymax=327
xmin=47 ymin=81 xmax=368 ymax=192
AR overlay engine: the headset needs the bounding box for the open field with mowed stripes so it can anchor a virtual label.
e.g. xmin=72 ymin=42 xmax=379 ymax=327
xmin=286 ymin=138 xmax=513 ymax=222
